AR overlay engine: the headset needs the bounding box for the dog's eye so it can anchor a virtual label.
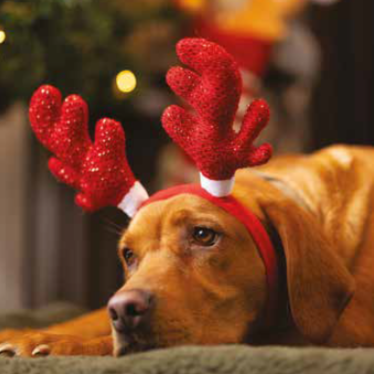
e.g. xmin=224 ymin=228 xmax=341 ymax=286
xmin=192 ymin=227 xmax=218 ymax=246
xmin=122 ymin=248 xmax=135 ymax=265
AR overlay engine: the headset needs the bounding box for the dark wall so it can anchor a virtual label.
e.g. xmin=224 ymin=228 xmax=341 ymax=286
xmin=309 ymin=0 xmax=374 ymax=148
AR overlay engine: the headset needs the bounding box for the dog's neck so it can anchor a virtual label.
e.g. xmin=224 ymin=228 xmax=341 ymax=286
xmin=244 ymin=223 xmax=293 ymax=345
xmin=246 ymin=172 xmax=311 ymax=346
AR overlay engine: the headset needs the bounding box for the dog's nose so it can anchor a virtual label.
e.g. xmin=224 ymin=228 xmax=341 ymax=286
xmin=108 ymin=289 xmax=154 ymax=333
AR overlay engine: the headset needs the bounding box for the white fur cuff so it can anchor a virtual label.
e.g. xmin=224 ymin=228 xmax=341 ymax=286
xmin=117 ymin=181 xmax=149 ymax=217
xmin=199 ymin=173 xmax=235 ymax=197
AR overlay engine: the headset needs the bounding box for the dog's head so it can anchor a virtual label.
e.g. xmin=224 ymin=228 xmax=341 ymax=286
xmin=109 ymin=193 xmax=267 ymax=355
xmin=108 ymin=185 xmax=355 ymax=355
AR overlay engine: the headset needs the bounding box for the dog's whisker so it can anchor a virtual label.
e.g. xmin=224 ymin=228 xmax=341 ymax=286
xmin=104 ymin=220 xmax=123 ymax=230
xmin=101 ymin=219 xmax=126 ymax=237
xmin=106 ymin=220 xmax=123 ymax=230
xmin=104 ymin=226 xmax=123 ymax=236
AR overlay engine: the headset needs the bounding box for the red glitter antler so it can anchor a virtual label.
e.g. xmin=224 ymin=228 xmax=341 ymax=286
xmin=162 ymin=38 xmax=272 ymax=196
xmin=29 ymin=85 xmax=148 ymax=216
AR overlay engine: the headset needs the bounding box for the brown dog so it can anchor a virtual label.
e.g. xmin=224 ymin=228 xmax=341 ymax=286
xmin=1 ymin=144 xmax=374 ymax=357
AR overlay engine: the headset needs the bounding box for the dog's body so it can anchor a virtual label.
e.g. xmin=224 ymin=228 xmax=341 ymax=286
xmin=1 ymin=144 xmax=374 ymax=357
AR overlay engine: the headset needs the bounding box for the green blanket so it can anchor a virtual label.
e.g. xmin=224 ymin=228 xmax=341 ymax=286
xmin=0 ymin=302 xmax=86 ymax=330
xmin=1 ymin=346 xmax=374 ymax=374
xmin=1 ymin=304 xmax=374 ymax=374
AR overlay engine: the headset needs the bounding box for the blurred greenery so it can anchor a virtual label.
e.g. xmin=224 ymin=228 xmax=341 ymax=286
xmin=0 ymin=0 xmax=184 ymax=117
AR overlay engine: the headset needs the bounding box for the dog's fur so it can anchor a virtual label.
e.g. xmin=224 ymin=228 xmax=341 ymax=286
xmin=1 ymin=145 xmax=374 ymax=356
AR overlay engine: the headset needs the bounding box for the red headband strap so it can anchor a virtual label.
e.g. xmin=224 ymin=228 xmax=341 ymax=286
xmin=139 ymin=184 xmax=279 ymax=328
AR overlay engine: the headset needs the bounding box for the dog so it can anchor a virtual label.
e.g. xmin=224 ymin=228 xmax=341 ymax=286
xmin=1 ymin=144 xmax=374 ymax=357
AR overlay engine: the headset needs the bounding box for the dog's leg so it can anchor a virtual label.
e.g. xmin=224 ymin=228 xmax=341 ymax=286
xmin=45 ymin=307 xmax=111 ymax=338
xmin=0 ymin=329 xmax=32 ymax=343
xmin=0 ymin=308 xmax=113 ymax=357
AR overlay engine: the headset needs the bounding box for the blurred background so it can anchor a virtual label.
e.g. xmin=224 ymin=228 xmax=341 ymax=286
xmin=0 ymin=0 xmax=372 ymax=312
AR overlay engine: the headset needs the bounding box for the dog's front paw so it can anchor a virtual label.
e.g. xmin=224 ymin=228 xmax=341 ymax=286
xmin=0 ymin=331 xmax=113 ymax=357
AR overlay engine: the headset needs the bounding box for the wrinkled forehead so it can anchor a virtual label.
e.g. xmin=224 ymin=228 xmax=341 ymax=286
xmin=120 ymin=194 xmax=246 ymax=246
xmin=130 ymin=194 xmax=227 ymax=229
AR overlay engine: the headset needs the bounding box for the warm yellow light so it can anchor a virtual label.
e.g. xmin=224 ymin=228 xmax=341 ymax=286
xmin=178 ymin=0 xmax=204 ymax=12
xmin=0 ymin=30 xmax=6 ymax=44
xmin=116 ymin=70 xmax=137 ymax=93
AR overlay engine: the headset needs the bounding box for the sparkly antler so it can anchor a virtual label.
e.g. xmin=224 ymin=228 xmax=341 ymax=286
xmin=29 ymin=85 xmax=148 ymax=216
xmin=162 ymin=38 xmax=272 ymax=196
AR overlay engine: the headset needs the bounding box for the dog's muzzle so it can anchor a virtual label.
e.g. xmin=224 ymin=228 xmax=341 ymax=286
xmin=108 ymin=289 xmax=156 ymax=355
xmin=108 ymin=289 xmax=155 ymax=333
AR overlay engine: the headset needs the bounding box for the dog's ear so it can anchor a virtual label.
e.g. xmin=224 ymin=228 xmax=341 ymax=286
xmin=261 ymin=199 xmax=355 ymax=343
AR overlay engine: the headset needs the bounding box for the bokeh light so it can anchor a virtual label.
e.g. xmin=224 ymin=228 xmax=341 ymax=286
xmin=0 ymin=30 xmax=6 ymax=44
xmin=116 ymin=70 xmax=137 ymax=93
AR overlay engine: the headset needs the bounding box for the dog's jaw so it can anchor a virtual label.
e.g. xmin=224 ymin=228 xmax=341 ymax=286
xmin=112 ymin=328 xmax=154 ymax=357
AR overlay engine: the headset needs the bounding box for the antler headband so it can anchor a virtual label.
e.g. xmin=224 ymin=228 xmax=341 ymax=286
xmin=162 ymin=38 xmax=272 ymax=196
xmin=29 ymin=37 xmax=272 ymax=215
xmin=29 ymin=86 xmax=148 ymax=217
